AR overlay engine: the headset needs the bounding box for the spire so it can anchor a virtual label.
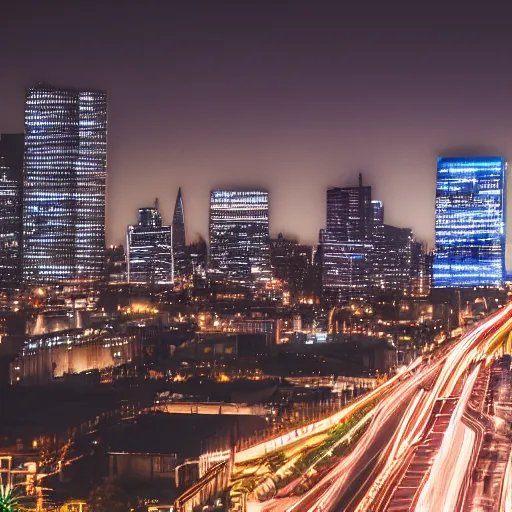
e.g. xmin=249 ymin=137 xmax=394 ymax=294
xmin=359 ymin=172 xmax=363 ymax=187
xmin=154 ymin=197 xmax=159 ymax=211
xmin=172 ymin=187 xmax=190 ymax=277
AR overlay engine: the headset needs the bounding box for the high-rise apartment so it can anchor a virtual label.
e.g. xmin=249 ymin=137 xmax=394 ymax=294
xmin=127 ymin=202 xmax=173 ymax=285
xmin=172 ymin=187 xmax=190 ymax=278
xmin=23 ymin=84 xmax=107 ymax=283
xmin=433 ymin=157 xmax=506 ymax=288
xmin=209 ymin=190 xmax=270 ymax=283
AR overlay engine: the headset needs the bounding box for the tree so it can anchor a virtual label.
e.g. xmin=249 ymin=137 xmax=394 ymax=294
xmin=88 ymin=484 xmax=129 ymax=512
xmin=0 ymin=488 xmax=17 ymax=512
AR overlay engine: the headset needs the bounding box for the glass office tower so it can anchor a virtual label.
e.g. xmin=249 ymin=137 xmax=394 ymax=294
xmin=209 ymin=190 xmax=270 ymax=283
xmin=23 ymin=85 xmax=107 ymax=283
xmin=433 ymin=157 xmax=506 ymax=288
xmin=127 ymin=204 xmax=173 ymax=285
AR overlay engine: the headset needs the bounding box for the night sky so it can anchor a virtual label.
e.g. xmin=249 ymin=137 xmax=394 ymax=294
xmin=2 ymin=1 xmax=512 ymax=258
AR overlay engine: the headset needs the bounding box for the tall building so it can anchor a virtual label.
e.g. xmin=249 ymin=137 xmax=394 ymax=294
xmin=172 ymin=187 xmax=190 ymax=278
xmin=209 ymin=190 xmax=270 ymax=283
xmin=0 ymin=134 xmax=24 ymax=291
xmin=0 ymin=159 xmax=21 ymax=292
xmin=270 ymin=233 xmax=313 ymax=299
xmin=379 ymin=225 xmax=413 ymax=294
xmin=321 ymin=174 xmax=373 ymax=303
xmin=433 ymin=157 xmax=506 ymax=288
xmin=127 ymin=202 xmax=173 ymax=285
xmin=106 ymin=245 xmax=127 ymax=283
xmin=23 ymin=85 xmax=107 ymax=284
xmin=410 ymin=241 xmax=431 ymax=297
xmin=187 ymin=236 xmax=207 ymax=273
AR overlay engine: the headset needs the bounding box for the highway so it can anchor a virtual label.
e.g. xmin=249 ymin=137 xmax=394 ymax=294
xmin=255 ymin=303 xmax=512 ymax=512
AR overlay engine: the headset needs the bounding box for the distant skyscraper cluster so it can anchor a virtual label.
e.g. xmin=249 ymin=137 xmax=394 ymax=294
xmin=0 ymin=81 xmax=508 ymax=298
xmin=319 ymin=173 xmax=429 ymax=304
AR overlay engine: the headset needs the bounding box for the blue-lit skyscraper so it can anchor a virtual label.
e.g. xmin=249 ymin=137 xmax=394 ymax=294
xmin=23 ymin=85 xmax=107 ymax=284
xmin=433 ymin=157 xmax=506 ymax=288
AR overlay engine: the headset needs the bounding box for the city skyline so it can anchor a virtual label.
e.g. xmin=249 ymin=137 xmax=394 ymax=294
xmin=3 ymin=2 xmax=512 ymax=257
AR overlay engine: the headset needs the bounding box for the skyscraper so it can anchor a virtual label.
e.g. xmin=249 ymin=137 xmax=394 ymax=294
xmin=172 ymin=187 xmax=190 ymax=278
xmin=433 ymin=157 xmax=506 ymax=288
xmin=0 ymin=159 xmax=21 ymax=292
xmin=270 ymin=233 xmax=313 ymax=300
xmin=0 ymin=134 xmax=24 ymax=291
xmin=209 ymin=190 xmax=270 ymax=283
xmin=127 ymin=201 xmax=173 ymax=285
xmin=380 ymin=225 xmax=413 ymax=294
xmin=321 ymin=174 xmax=373 ymax=303
xmin=23 ymin=84 xmax=107 ymax=284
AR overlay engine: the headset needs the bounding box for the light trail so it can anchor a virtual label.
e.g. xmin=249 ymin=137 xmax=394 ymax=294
xmin=235 ymin=357 xmax=424 ymax=463
xmin=288 ymin=359 xmax=442 ymax=512
xmin=298 ymin=303 xmax=512 ymax=512
xmin=415 ymin=365 xmax=480 ymax=512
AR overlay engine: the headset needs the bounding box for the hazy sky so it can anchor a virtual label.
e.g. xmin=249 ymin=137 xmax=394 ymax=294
xmin=2 ymin=1 xmax=512 ymax=256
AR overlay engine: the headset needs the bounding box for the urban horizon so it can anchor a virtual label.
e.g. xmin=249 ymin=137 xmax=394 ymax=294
xmin=5 ymin=83 xmax=512 ymax=255
xmin=4 ymin=3 xmax=512 ymax=255
xmin=1 ymin=4 xmax=512 ymax=512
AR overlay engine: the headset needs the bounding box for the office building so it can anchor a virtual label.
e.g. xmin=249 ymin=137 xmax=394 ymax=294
xmin=379 ymin=225 xmax=413 ymax=294
xmin=23 ymin=84 xmax=107 ymax=283
xmin=172 ymin=187 xmax=190 ymax=278
xmin=209 ymin=190 xmax=270 ymax=283
xmin=106 ymin=245 xmax=127 ymax=283
xmin=127 ymin=202 xmax=172 ymax=285
xmin=0 ymin=159 xmax=21 ymax=291
xmin=187 ymin=236 xmax=207 ymax=273
xmin=321 ymin=174 xmax=373 ymax=303
xmin=410 ymin=241 xmax=431 ymax=297
xmin=433 ymin=157 xmax=506 ymax=288
xmin=270 ymin=233 xmax=313 ymax=299
xmin=0 ymin=134 xmax=24 ymax=291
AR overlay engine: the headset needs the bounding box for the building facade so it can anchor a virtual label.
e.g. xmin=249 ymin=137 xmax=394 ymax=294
xmin=127 ymin=204 xmax=173 ymax=285
xmin=208 ymin=190 xmax=270 ymax=283
xmin=0 ymin=159 xmax=21 ymax=292
xmin=270 ymin=233 xmax=312 ymax=299
xmin=379 ymin=225 xmax=413 ymax=294
xmin=433 ymin=157 xmax=506 ymax=288
xmin=321 ymin=174 xmax=373 ymax=303
xmin=0 ymin=134 xmax=24 ymax=292
xmin=23 ymin=85 xmax=107 ymax=284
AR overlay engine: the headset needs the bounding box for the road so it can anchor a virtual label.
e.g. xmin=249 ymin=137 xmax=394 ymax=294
xmin=274 ymin=303 xmax=512 ymax=512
